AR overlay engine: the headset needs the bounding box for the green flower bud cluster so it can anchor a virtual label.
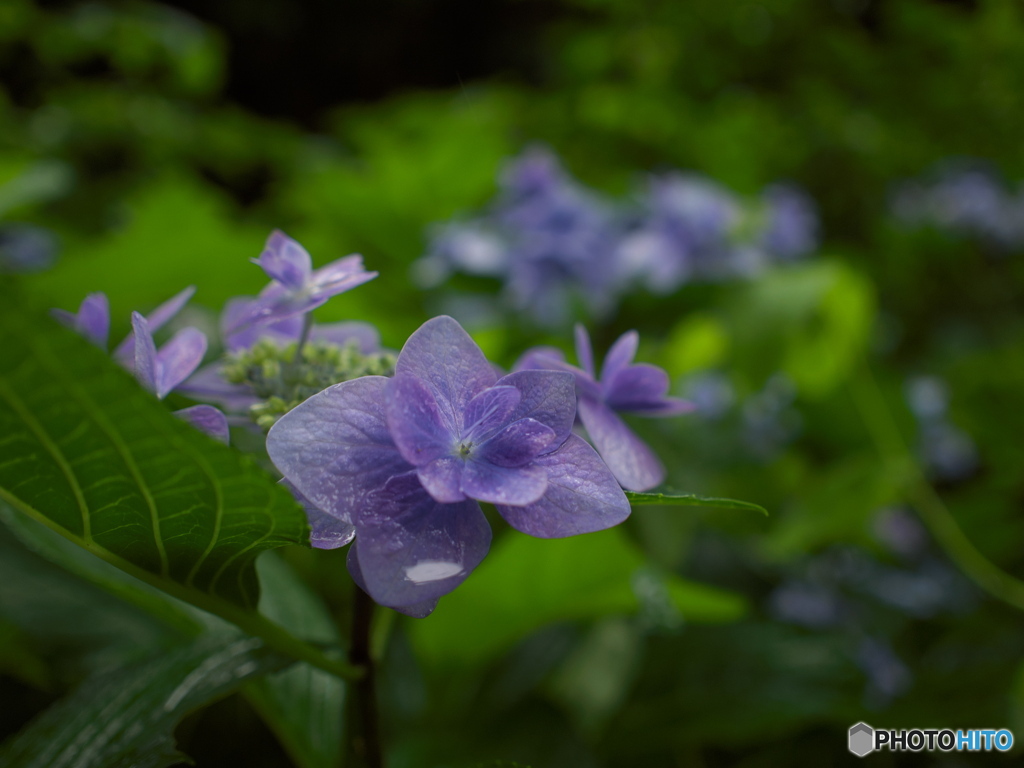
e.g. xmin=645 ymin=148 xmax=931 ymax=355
xmin=222 ymin=339 xmax=396 ymax=429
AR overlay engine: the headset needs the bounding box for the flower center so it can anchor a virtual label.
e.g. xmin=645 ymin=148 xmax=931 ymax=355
xmin=457 ymin=441 xmax=474 ymax=458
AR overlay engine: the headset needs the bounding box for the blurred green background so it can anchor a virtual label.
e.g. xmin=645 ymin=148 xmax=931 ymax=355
xmin=4 ymin=0 xmax=1024 ymax=765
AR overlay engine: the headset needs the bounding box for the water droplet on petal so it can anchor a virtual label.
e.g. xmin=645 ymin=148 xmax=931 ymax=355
xmin=404 ymin=560 xmax=464 ymax=583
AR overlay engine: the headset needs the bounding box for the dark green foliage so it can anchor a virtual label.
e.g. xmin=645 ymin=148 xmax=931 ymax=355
xmin=0 ymin=294 xmax=309 ymax=610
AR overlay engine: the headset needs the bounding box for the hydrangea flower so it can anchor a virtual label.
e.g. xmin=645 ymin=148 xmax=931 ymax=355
xmin=52 ymin=286 xmax=196 ymax=357
xmin=226 ymin=230 xmax=378 ymax=334
xmin=130 ymin=313 xmax=207 ymax=400
xmin=759 ymin=184 xmax=818 ymax=260
xmin=53 ymin=288 xmax=228 ymax=443
xmin=494 ymin=148 xmax=621 ymax=326
xmin=182 ymin=297 xmax=392 ymax=428
xmin=130 ymin=312 xmax=229 ymax=444
xmin=0 ymin=224 xmax=58 ymax=273
xmin=518 ymin=326 xmax=692 ymax=492
xmin=266 ymin=316 xmax=630 ymax=615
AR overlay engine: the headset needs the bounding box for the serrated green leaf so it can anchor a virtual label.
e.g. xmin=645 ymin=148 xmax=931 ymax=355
xmin=0 ymin=298 xmax=309 ymax=611
xmin=625 ymin=490 xmax=768 ymax=515
xmin=0 ymin=633 xmax=291 ymax=768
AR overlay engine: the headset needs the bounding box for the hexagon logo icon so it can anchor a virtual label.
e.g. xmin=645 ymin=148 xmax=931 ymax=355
xmin=849 ymin=722 xmax=875 ymax=757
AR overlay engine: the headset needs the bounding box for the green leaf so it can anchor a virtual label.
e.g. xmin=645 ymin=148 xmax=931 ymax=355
xmin=625 ymin=490 xmax=768 ymax=515
xmin=0 ymin=298 xmax=309 ymax=611
xmin=0 ymin=633 xmax=291 ymax=768
xmin=0 ymin=502 xmax=206 ymax=638
xmin=0 ymin=511 xmax=182 ymax=674
xmin=244 ymin=553 xmax=345 ymax=768
xmin=410 ymin=527 xmax=746 ymax=668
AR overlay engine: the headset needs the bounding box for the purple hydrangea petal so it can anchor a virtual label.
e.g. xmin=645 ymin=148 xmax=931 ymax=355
xmin=174 ymin=405 xmax=230 ymax=444
xmin=511 ymin=352 xmax=602 ymax=401
xmin=53 ymin=293 xmax=110 ymax=349
xmin=178 ymin=364 xmax=261 ymax=412
xmin=254 ymin=230 xmax=313 ymax=290
xmin=347 ymin=547 xmax=439 ymax=618
xmin=462 ymin=386 xmax=521 ymax=443
xmin=416 ymin=456 xmax=466 ymax=503
xmin=310 ymin=254 xmax=377 ymax=295
xmin=461 ymin=459 xmax=547 ymax=506
xmin=494 ymin=370 xmax=578 ymax=448
xmin=496 ymin=434 xmax=630 ymax=538
xmin=114 ymin=285 xmax=196 ymax=362
xmin=574 ymin=324 xmax=595 ymax=377
xmin=310 ymin=321 xmax=381 ymax=353
xmin=352 ymin=472 xmax=491 ymax=608
xmin=385 ymin=375 xmax=453 ymax=466
xmin=154 ymin=328 xmax=207 ymax=399
xmin=281 ymin=479 xmax=356 ymax=550
xmin=604 ymin=363 xmax=670 ymax=410
xmin=577 ymin=394 xmax=665 ymax=492
xmin=395 ymin=316 xmax=497 ymax=435
xmin=131 ymin=312 xmax=159 ymax=394
xmin=266 ymin=376 xmax=411 ymax=525
xmin=477 ymin=418 xmax=556 ymax=468
xmin=221 ymin=297 xmax=304 ymax=351
xmin=600 ymin=330 xmax=639 ymax=384
xmin=515 ymin=346 xmax=565 ymax=369
xmin=243 ymin=284 xmax=323 ymax=328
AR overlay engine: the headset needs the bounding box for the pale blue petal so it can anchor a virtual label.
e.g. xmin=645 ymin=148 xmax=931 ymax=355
xmin=154 ymin=328 xmax=207 ymax=399
xmin=395 ymin=316 xmax=497 ymax=435
xmin=462 ymin=385 xmax=520 ymax=443
xmin=266 ymin=376 xmax=411 ymax=524
xmin=417 ymin=457 xmax=466 ymax=503
xmin=281 ymin=479 xmax=355 ymax=550
xmin=347 ymin=547 xmax=439 ymax=618
xmin=577 ymin=394 xmax=664 ymax=492
xmin=600 ymin=330 xmax=639 ymax=384
xmin=352 ymin=472 xmax=490 ymax=608
xmin=174 ymin=405 xmax=230 ymax=444
xmin=496 ymin=434 xmax=630 ymax=538
xmin=494 ymin=369 xmax=578 ymax=448
xmin=385 ymin=375 xmax=453 ymax=466
xmin=131 ymin=312 xmax=159 ymax=394
xmin=460 ymin=459 xmax=547 ymax=506
xmin=477 ymin=418 xmax=556 ymax=468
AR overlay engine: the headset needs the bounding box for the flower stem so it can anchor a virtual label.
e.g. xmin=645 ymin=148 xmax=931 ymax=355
xmin=851 ymin=364 xmax=1024 ymax=612
xmin=347 ymin=585 xmax=383 ymax=768
xmin=295 ymin=312 xmax=314 ymax=359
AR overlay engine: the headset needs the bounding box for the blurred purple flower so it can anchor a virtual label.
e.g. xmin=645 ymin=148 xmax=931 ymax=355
xmin=52 ymin=286 xmax=196 ymax=357
xmin=0 ymin=224 xmax=58 ymax=273
xmin=759 ymin=184 xmax=818 ymax=260
xmin=266 ymin=316 xmax=630 ymax=614
xmin=892 ymin=165 xmax=1024 ymax=249
xmin=518 ymin=325 xmax=692 ymax=491
xmin=495 ymin=149 xmax=622 ymax=327
xmin=220 ymin=296 xmax=380 ymax=354
xmin=226 ymin=230 xmax=377 ymax=335
xmin=414 ymin=222 xmax=508 ymax=288
xmin=53 ymin=288 xmax=228 ymax=442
